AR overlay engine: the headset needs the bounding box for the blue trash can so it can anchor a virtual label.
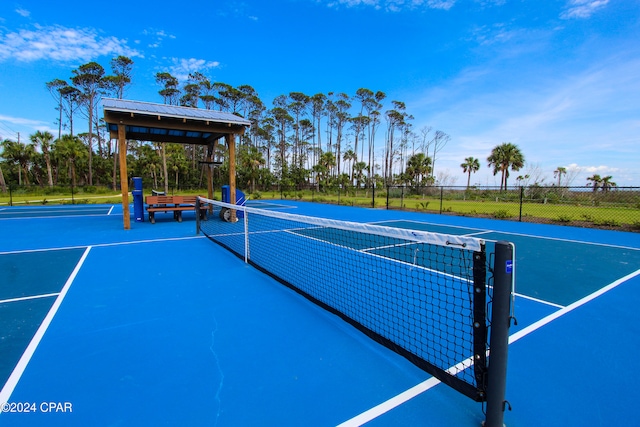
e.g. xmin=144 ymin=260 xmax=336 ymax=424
xmin=132 ymin=177 xmax=144 ymax=222
xmin=221 ymin=185 xmax=246 ymax=219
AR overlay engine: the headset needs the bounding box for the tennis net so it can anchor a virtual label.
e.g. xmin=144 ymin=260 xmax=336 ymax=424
xmin=196 ymin=196 xmax=513 ymax=411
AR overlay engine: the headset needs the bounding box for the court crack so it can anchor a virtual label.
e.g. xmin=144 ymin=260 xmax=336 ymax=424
xmin=209 ymin=316 xmax=224 ymax=427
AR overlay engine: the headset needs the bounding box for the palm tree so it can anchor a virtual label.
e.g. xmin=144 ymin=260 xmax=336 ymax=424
xmin=553 ymin=166 xmax=567 ymax=187
xmin=487 ymin=142 xmax=525 ymax=191
xmin=586 ymin=174 xmax=602 ymax=192
xmin=30 ymin=131 xmax=55 ymax=188
xmin=353 ymin=161 xmax=368 ymax=188
xmin=342 ymin=149 xmax=357 ymax=183
xmin=240 ymin=145 xmax=266 ymax=193
xmin=601 ymin=175 xmax=617 ymax=192
xmin=54 ymin=135 xmax=86 ymax=187
xmin=460 ymin=156 xmax=480 ymax=189
xmin=405 ymin=152 xmax=432 ymax=186
xmin=313 ymin=151 xmax=336 ymax=190
xmin=0 ymin=139 xmax=35 ymax=185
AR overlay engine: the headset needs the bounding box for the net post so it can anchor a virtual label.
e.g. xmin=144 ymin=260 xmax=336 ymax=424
xmin=195 ymin=197 xmax=201 ymax=234
xmin=485 ymin=241 xmax=514 ymax=427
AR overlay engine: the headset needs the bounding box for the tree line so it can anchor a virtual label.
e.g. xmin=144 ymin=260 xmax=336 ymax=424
xmin=0 ymin=56 xmax=617 ymax=194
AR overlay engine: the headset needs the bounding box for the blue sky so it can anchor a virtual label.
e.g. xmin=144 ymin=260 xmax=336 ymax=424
xmin=0 ymin=0 xmax=638 ymax=186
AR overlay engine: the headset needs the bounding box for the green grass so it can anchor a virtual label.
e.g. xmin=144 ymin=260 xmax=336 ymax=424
xmin=3 ymin=187 xmax=638 ymax=230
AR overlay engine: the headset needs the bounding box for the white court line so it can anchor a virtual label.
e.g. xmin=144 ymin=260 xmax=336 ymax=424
xmin=509 ymin=268 xmax=640 ymax=344
xmin=0 ymin=246 xmax=91 ymax=404
xmin=513 ymin=292 xmax=565 ymax=309
xmin=0 ymin=293 xmax=60 ymax=305
xmin=0 ymin=235 xmax=205 ymax=256
xmin=0 ymin=213 xmax=112 ymax=221
xmin=107 ymin=206 xmax=114 ymax=215
xmin=336 ymin=267 xmax=640 ymax=427
xmin=465 ymin=230 xmax=495 ymax=238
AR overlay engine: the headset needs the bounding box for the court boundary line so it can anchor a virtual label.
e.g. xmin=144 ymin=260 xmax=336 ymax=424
xmin=336 ymin=267 xmax=640 ymax=427
xmin=0 ymin=213 xmax=114 ymax=221
xmin=0 ymin=246 xmax=91 ymax=404
xmin=513 ymin=293 xmax=564 ymax=309
xmin=0 ymin=293 xmax=60 ymax=305
xmin=0 ymin=235 xmax=205 ymax=256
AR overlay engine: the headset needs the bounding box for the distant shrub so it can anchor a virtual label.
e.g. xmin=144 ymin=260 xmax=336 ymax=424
xmin=493 ymin=210 xmax=510 ymax=219
xmin=554 ymin=215 xmax=573 ymax=223
xmin=593 ymin=218 xmax=620 ymax=227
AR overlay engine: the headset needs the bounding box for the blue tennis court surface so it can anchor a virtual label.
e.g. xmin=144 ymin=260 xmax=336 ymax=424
xmin=1 ymin=201 xmax=639 ymax=426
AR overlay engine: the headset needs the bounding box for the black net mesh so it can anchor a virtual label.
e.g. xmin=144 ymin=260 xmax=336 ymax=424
xmin=198 ymin=197 xmax=489 ymax=401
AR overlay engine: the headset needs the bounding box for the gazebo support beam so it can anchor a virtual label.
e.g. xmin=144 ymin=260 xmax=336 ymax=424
xmin=118 ymin=124 xmax=130 ymax=230
xmin=226 ymin=133 xmax=237 ymax=222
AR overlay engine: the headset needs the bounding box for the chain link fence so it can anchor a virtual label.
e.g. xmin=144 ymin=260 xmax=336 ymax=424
xmin=274 ymin=185 xmax=640 ymax=232
xmin=3 ymin=183 xmax=639 ymax=232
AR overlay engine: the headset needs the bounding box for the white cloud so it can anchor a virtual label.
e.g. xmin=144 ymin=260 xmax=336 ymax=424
xmin=323 ymin=0 xmax=456 ymax=11
xmin=561 ymin=0 xmax=609 ymax=19
xmin=470 ymin=23 xmax=524 ymax=46
xmin=581 ymin=165 xmax=619 ymax=174
xmin=167 ymin=58 xmax=221 ymax=82
xmin=405 ymin=47 xmax=640 ymax=186
xmin=0 ymin=114 xmax=46 ymax=127
xmin=15 ymin=8 xmax=30 ymax=18
xmin=143 ymin=28 xmax=176 ymax=48
xmin=0 ymin=25 xmax=142 ymax=63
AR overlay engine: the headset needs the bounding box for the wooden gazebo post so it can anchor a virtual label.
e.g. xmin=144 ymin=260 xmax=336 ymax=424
xmin=118 ymin=123 xmax=130 ymax=230
xmin=226 ymin=132 xmax=237 ymax=222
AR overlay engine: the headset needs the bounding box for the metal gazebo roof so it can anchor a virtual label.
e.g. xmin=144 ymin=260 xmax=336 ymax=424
xmin=102 ymin=98 xmax=251 ymax=145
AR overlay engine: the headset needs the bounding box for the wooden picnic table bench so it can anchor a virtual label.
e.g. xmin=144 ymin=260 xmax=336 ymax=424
xmin=145 ymin=195 xmax=207 ymax=224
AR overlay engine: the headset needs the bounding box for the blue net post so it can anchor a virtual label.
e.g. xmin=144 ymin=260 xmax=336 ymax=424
xmin=132 ymin=177 xmax=144 ymax=222
xmin=485 ymin=241 xmax=513 ymax=427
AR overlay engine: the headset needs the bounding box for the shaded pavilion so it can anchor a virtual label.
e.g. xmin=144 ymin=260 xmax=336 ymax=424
xmin=102 ymin=98 xmax=251 ymax=229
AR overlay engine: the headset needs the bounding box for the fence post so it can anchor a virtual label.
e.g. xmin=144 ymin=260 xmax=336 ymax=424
xmin=439 ymin=186 xmax=444 ymax=214
xmin=485 ymin=241 xmax=514 ymax=427
xmin=386 ymin=185 xmax=390 ymax=210
xmin=372 ymin=183 xmax=375 ymax=208
xmin=71 ymin=184 xmax=75 ymax=205
xmin=9 ymin=184 xmax=13 ymax=207
xmin=519 ymin=186 xmax=524 ymax=222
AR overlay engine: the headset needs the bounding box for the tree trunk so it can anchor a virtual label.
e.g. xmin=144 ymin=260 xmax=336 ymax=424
xmin=88 ymin=98 xmax=93 ymax=186
xmin=41 ymin=151 xmax=53 ymax=187
xmin=0 ymin=164 xmax=6 ymax=192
